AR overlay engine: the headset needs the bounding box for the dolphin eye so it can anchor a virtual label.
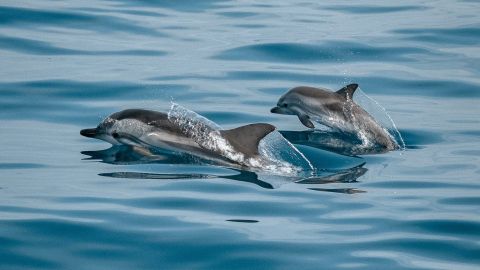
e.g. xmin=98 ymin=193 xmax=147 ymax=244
xmin=283 ymin=103 xmax=288 ymax=108
xmin=112 ymin=131 xmax=119 ymax=138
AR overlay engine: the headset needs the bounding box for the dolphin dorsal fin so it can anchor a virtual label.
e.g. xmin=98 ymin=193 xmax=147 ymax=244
xmin=336 ymin=83 xmax=359 ymax=99
xmin=220 ymin=123 xmax=276 ymax=158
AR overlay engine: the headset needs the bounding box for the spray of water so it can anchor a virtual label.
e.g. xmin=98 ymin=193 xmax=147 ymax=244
xmin=353 ymin=88 xmax=406 ymax=150
xmin=258 ymin=130 xmax=314 ymax=173
xmin=167 ymin=103 xmax=312 ymax=176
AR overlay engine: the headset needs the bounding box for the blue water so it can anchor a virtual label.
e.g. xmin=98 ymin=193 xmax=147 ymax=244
xmin=1 ymin=1 xmax=479 ymax=269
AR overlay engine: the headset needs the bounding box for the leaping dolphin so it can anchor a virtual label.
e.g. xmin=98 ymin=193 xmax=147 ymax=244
xmin=80 ymin=109 xmax=276 ymax=167
xmin=270 ymin=84 xmax=398 ymax=151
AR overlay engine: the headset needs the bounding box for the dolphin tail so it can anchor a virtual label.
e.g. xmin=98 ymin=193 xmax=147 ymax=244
xmin=220 ymin=123 xmax=276 ymax=157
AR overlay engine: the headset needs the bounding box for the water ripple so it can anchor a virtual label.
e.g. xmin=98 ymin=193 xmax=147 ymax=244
xmin=216 ymin=11 xmax=258 ymax=18
xmin=213 ymin=41 xmax=429 ymax=63
xmin=0 ymin=35 xmax=167 ymax=56
xmin=438 ymin=197 xmax=480 ymax=206
xmin=219 ymin=71 xmax=480 ymax=98
xmin=0 ymin=5 xmax=165 ymax=37
xmin=395 ymin=26 xmax=480 ymax=46
xmin=106 ymin=0 xmax=228 ymax=12
xmin=0 ymin=163 xmax=46 ymax=169
xmin=323 ymin=5 xmax=429 ymax=14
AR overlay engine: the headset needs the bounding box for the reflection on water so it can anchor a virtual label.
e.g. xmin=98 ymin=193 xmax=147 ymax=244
xmin=226 ymin=219 xmax=259 ymax=223
xmin=281 ymin=130 xmax=395 ymax=156
xmin=296 ymin=165 xmax=367 ymax=184
xmin=281 ymin=130 xmax=363 ymax=156
xmin=308 ymin=187 xmax=366 ymax=194
xmin=83 ymin=145 xmax=367 ymax=192
xmin=82 ymin=145 xmax=213 ymax=165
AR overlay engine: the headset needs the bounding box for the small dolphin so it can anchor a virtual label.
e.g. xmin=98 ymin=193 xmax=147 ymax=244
xmin=81 ymin=109 xmax=276 ymax=166
xmin=271 ymin=84 xmax=398 ymax=151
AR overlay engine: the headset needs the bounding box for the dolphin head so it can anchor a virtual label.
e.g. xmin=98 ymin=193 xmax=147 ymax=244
xmin=80 ymin=116 xmax=121 ymax=145
xmin=270 ymin=84 xmax=360 ymax=129
xmin=81 ymin=109 xmax=175 ymax=146
xmin=270 ymin=92 xmax=298 ymax=115
xmin=270 ymin=87 xmax=324 ymax=128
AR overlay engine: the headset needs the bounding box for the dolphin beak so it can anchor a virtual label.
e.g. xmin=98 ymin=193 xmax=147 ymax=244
xmin=80 ymin=128 xmax=97 ymax=138
xmin=270 ymin=106 xmax=283 ymax=114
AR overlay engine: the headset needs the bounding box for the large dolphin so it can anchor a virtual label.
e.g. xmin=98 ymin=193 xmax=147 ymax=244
xmin=270 ymin=84 xmax=398 ymax=151
xmin=80 ymin=109 xmax=276 ymax=167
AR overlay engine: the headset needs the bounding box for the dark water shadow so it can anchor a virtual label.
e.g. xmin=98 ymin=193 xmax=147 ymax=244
xmin=400 ymin=129 xmax=444 ymax=149
xmin=0 ymin=34 xmax=167 ymax=56
xmin=106 ymin=0 xmax=228 ymax=13
xmin=82 ymin=145 xmax=367 ymax=192
xmin=216 ymin=11 xmax=258 ymax=18
xmin=0 ymin=163 xmax=46 ymax=170
xmin=322 ymin=5 xmax=428 ymax=14
xmin=0 ymin=6 xmax=166 ymax=37
xmin=213 ymin=41 xmax=429 ymax=64
xmin=394 ymin=26 xmax=480 ymax=46
xmin=226 ymin=219 xmax=259 ymax=223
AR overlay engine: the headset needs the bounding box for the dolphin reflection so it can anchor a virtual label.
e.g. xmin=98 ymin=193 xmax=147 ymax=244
xmin=280 ymin=130 xmax=393 ymax=156
xmin=82 ymin=146 xmax=367 ymax=192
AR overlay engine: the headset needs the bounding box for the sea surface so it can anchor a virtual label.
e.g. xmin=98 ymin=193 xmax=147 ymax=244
xmin=1 ymin=1 xmax=479 ymax=269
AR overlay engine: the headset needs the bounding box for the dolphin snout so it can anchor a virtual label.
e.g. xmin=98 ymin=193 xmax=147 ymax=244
xmin=271 ymin=106 xmax=292 ymax=115
xmin=270 ymin=106 xmax=282 ymax=114
xmin=80 ymin=128 xmax=97 ymax=138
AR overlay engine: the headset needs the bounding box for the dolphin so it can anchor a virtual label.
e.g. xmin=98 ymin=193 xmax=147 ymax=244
xmin=80 ymin=109 xmax=276 ymax=167
xmin=270 ymin=84 xmax=398 ymax=151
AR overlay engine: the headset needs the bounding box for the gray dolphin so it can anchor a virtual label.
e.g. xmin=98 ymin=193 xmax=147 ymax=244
xmin=81 ymin=109 xmax=276 ymax=166
xmin=271 ymin=84 xmax=398 ymax=151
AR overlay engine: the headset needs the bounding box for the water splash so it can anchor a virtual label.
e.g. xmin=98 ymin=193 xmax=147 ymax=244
xmin=342 ymin=95 xmax=380 ymax=149
xmin=353 ymin=88 xmax=406 ymax=149
xmin=167 ymin=103 xmax=246 ymax=164
xmin=258 ymin=130 xmax=314 ymax=175
xmin=167 ymin=103 xmax=312 ymax=175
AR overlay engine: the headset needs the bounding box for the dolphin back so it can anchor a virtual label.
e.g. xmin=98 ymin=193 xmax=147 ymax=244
xmin=220 ymin=123 xmax=276 ymax=158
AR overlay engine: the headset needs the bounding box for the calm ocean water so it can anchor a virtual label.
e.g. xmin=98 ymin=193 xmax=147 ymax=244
xmin=1 ymin=0 xmax=479 ymax=269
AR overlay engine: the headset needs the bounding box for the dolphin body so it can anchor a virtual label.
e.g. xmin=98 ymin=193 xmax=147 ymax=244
xmin=271 ymin=84 xmax=398 ymax=152
xmin=80 ymin=109 xmax=276 ymax=167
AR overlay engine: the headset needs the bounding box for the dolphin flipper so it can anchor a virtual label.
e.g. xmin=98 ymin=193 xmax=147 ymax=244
xmin=298 ymin=114 xmax=315 ymax=129
xmin=220 ymin=123 xmax=276 ymax=158
xmin=336 ymin=83 xmax=358 ymax=99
